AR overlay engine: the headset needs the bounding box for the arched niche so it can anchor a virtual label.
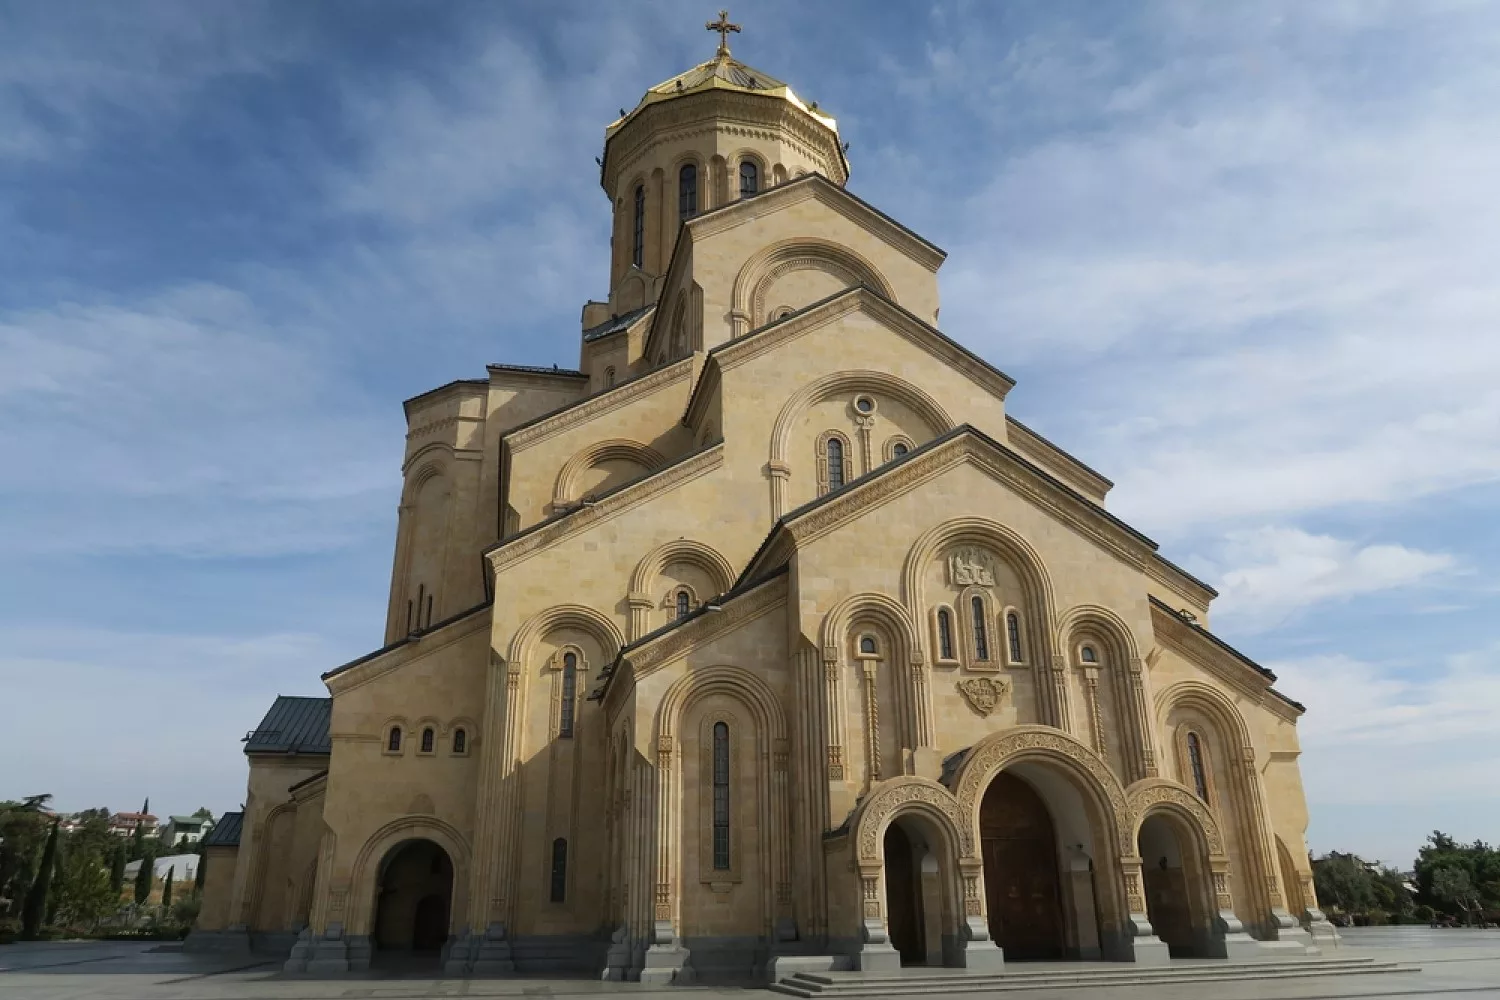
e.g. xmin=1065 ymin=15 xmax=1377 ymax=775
xmin=731 ymin=238 xmax=894 ymax=335
xmin=552 ymin=439 xmax=666 ymax=508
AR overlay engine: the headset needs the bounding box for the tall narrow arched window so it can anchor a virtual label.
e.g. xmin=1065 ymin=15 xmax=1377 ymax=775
xmin=550 ymin=838 xmax=568 ymax=902
xmin=937 ymin=608 xmax=954 ymax=660
xmin=971 ymin=596 xmax=990 ymax=661
xmin=1187 ymin=732 xmax=1210 ymax=803
xmin=1006 ymin=612 xmax=1023 ymax=663
xmin=387 ymin=726 xmax=402 ymax=753
xmin=676 ymin=589 xmax=692 ymax=620
xmin=605 ymin=366 xmax=616 ymax=388
xmin=420 ymin=727 xmax=434 ymax=753
xmin=678 ymin=163 xmax=697 ymax=222
xmin=632 ymin=184 xmax=645 ymax=267
xmin=739 ymin=160 xmax=758 ymax=197
xmin=826 ymin=437 xmax=845 ymax=491
xmin=712 ymin=721 xmax=730 ymax=870
xmin=559 ymin=652 xmax=578 ymax=738
xmin=452 ymin=728 xmax=466 ymax=754
xmin=1081 ymin=645 xmax=1099 ymax=664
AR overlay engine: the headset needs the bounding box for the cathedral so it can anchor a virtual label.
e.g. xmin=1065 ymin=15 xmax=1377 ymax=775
xmin=190 ymin=21 xmax=1340 ymax=982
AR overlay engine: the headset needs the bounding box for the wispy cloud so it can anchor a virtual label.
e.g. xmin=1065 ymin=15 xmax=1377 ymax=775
xmin=1193 ymin=527 xmax=1456 ymax=629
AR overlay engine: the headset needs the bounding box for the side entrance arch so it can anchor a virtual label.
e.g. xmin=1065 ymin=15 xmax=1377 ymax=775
xmin=372 ymin=840 xmax=453 ymax=960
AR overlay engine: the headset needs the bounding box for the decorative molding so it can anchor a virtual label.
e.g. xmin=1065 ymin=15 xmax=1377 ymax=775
xmin=487 ymin=445 xmax=723 ymax=575
xmin=853 ymin=777 xmax=972 ymax=861
xmin=503 ymin=358 xmax=691 ymax=453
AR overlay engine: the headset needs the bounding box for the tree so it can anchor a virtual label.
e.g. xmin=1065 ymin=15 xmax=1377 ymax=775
xmin=160 ymin=865 xmax=175 ymax=909
xmin=0 ymin=796 xmax=53 ymax=918
xmin=1414 ymin=831 xmax=1500 ymax=917
xmin=1313 ymin=852 xmax=1376 ymax=914
xmin=193 ymin=845 xmax=206 ymax=894
xmin=45 ymin=834 xmax=65 ymax=926
xmin=133 ymin=852 xmax=154 ymax=906
xmin=191 ymin=807 xmax=213 ymax=820
xmin=54 ymin=853 xmax=116 ymax=928
xmin=1433 ymin=867 xmax=1482 ymax=925
xmin=109 ymin=842 xmax=127 ymax=898
xmin=20 ymin=819 xmax=60 ymax=938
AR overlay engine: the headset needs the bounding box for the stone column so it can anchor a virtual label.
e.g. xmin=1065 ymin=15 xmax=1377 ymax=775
xmin=638 ymin=735 xmax=689 ymax=985
xmin=1082 ymin=667 xmax=1108 ymax=761
xmin=1300 ymin=871 xmax=1342 ymax=951
xmin=956 ymin=858 xmax=1004 ymax=970
xmin=1049 ymin=654 xmax=1072 ymax=733
xmin=463 ymin=655 xmax=522 ymax=974
xmin=626 ymin=591 xmax=654 ymax=642
xmin=1121 ymin=857 xmax=1171 ymax=965
xmin=861 ymin=661 xmax=881 ymax=788
xmin=767 ymin=461 xmax=790 ymax=520
xmin=1206 ymin=859 xmax=1262 ymax=959
xmin=1124 ymin=658 xmax=1159 ymax=781
xmin=1234 ymin=745 xmax=1302 ymax=943
xmin=855 ymin=864 xmax=900 ymax=971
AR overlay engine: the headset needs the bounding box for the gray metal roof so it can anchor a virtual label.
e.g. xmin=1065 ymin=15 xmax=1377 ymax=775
xmin=243 ymin=696 xmax=331 ymax=755
xmin=202 ymin=811 xmax=242 ymax=847
xmin=582 ymin=304 xmax=654 ymax=343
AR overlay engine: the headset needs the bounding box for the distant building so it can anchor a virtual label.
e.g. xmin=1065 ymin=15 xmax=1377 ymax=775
xmin=108 ymin=811 xmax=158 ymax=837
xmin=161 ymin=814 xmax=215 ymax=846
xmin=123 ymin=853 xmax=199 ymax=905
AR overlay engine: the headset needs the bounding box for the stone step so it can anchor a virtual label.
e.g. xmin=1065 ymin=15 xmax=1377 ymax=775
xmin=768 ymin=958 xmax=1416 ymax=997
xmin=792 ymin=955 xmax=1382 ymax=985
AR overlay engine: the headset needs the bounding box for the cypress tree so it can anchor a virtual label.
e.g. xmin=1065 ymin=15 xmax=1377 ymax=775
xmin=109 ymin=842 xmax=127 ymax=897
xmin=21 ymin=819 xmax=59 ymax=938
xmin=193 ymin=846 xmax=206 ymax=893
xmin=130 ymin=818 xmax=144 ymax=861
xmin=133 ymin=851 xmax=154 ymax=906
xmin=160 ymin=865 xmax=174 ymax=908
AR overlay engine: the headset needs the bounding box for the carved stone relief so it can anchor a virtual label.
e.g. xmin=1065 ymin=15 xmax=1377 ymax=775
xmin=956 ymin=676 xmax=1009 ymax=717
xmin=947 ymin=547 xmax=996 ymax=588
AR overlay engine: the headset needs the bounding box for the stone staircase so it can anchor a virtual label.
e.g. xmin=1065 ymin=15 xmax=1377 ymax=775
xmin=768 ymin=955 xmax=1416 ymax=996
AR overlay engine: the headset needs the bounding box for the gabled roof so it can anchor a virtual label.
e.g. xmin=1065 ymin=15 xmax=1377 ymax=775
xmin=735 ymin=423 xmax=1215 ymax=604
xmin=1148 ymin=596 xmax=1305 ymax=713
xmin=321 ymin=600 xmax=493 ymax=682
xmin=681 ymin=284 xmax=1014 ymax=429
xmin=201 ymin=811 xmax=242 ymax=847
xmin=242 ymin=696 xmax=331 ymax=756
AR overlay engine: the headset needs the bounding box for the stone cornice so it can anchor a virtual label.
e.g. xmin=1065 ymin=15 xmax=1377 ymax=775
xmin=603 ymin=91 xmax=847 ymax=192
xmin=705 ymin=286 xmax=1014 ymax=405
xmin=688 ymin=174 xmax=945 ymax=272
xmin=1148 ymin=600 xmax=1304 ymax=722
xmin=740 ymin=425 xmax=1164 ymax=589
xmin=486 ymin=444 xmax=725 ymax=576
xmin=1004 ymin=416 xmax=1113 ymax=499
xmin=502 ymin=358 xmax=693 ymax=454
xmin=322 ymin=601 xmax=493 ymax=694
xmin=682 ymin=360 xmax=721 ymax=430
xmin=401 ymin=378 xmax=488 ymax=419
xmin=1145 ymin=556 xmax=1217 ymax=615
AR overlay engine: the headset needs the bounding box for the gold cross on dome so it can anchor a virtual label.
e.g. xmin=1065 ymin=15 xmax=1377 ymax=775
xmin=706 ymin=9 xmax=741 ymax=57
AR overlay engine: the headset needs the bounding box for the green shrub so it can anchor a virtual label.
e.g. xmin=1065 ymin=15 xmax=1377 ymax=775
xmin=1414 ymin=904 xmax=1436 ymax=922
xmin=0 ymin=919 xmax=18 ymax=944
xmin=1365 ymin=909 xmax=1390 ymax=926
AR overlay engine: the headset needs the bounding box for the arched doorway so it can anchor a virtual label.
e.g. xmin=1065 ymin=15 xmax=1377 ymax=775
xmin=883 ymin=821 xmax=926 ymax=965
xmin=372 ymin=840 xmax=453 ymax=961
xmin=1138 ymin=813 xmax=1213 ymax=958
xmin=980 ymin=772 xmax=1065 ymax=959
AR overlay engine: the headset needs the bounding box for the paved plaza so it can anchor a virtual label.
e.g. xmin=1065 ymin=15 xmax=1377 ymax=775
xmin=1 ymin=928 xmax=1498 ymax=1000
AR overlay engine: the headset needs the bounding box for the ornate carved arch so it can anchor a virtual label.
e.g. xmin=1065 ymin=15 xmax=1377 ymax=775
xmin=1152 ymin=679 xmax=1255 ymax=750
xmin=1125 ymin=777 xmax=1225 ymax=856
xmin=1057 ymin=604 xmax=1142 ymax=664
xmin=658 ymin=664 xmax=787 ymax=741
xmin=1058 ymin=604 xmax=1156 ymax=780
xmin=552 ymin=438 xmax=666 ymax=507
xmin=950 ymin=725 xmax=1132 ymax=857
xmin=732 ymin=237 xmax=895 ymax=333
xmin=851 ymin=776 xmax=972 ymax=863
xmin=819 ymin=592 xmax=924 ymax=665
xmin=345 ymin=815 xmax=472 ymax=936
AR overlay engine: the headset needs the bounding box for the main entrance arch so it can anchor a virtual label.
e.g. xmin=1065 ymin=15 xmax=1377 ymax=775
xmin=372 ymin=840 xmax=453 ymax=960
xmin=980 ymin=772 xmax=1066 ymax=958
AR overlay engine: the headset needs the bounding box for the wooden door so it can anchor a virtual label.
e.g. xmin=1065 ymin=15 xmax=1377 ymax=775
xmin=980 ymin=772 xmax=1065 ymax=959
xmin=883 ymin=823 xmax=926 ymax=965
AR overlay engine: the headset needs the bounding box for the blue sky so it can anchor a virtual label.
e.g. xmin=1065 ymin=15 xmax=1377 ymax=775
xmin=2 ymin=1 xmax=1496 ymax=868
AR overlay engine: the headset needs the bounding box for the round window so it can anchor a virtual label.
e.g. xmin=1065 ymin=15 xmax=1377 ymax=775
xmin=854 ymin=395 xmax=875 ymax=414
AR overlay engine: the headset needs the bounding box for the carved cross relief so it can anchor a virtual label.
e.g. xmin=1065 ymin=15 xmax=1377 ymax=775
xmin=957 ymin=676 xmax=1010 ymax=717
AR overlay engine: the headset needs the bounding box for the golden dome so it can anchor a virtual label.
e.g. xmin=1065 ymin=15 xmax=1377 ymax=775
xmin=605 ymin=52 xmax=840 ymax=139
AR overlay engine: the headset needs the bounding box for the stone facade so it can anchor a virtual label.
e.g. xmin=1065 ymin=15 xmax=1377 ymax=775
xmin=192 ymin=44 xmax=1339 ymax=980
